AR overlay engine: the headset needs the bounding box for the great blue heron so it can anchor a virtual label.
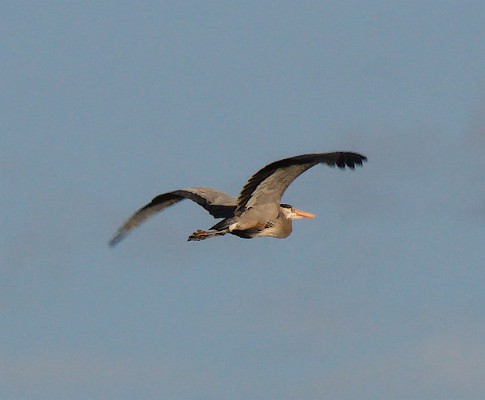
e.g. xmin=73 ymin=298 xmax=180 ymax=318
xmin=109 ymin=152 xmax=367 ymax=246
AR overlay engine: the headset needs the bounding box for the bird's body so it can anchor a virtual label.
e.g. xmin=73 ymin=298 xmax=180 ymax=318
xmin=109 ymin=152 xmax=367 ymax=246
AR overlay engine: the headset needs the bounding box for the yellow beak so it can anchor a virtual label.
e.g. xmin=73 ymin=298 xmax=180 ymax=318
xmin=294 ymin=208 xmax=316 ymax=219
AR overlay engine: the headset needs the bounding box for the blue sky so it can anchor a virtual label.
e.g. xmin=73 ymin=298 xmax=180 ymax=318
xmin=1 ymin=2 xmax=484 ymax=399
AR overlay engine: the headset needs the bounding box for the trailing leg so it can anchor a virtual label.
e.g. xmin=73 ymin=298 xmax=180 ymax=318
xmin=187 ymin=229 xmax=228 ymax=241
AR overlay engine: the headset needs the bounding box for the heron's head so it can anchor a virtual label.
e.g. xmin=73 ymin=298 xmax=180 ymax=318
xmin=280 ymin=204 xmax=316 ymax=220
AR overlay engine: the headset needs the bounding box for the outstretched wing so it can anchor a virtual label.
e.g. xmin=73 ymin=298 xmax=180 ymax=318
xmin=109 ymin=187 xmax=236 ymax=246
xmin=236 ymin=152 xmax=367 ymax=214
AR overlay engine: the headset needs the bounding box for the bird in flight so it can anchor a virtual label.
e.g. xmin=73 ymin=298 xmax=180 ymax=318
xmin=109 ymin=152 xmax=367 ymax=246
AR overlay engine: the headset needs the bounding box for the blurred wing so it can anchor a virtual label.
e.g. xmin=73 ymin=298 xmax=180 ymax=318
xmin=109 ymin=187 xmax=236 ymax=246
xmin=236 ymin=152 xmax=367 ymax=214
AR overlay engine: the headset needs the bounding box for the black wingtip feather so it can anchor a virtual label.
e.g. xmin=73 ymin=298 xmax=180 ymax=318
xmin=108 ymin=233 xmax=124 ymax=248
xmin=335 ymin=152 xmax=367 ymax=169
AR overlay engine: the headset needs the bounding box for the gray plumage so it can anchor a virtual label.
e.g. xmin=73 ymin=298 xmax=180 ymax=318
xmin=109 ymin=152 xmax=367 ymax=246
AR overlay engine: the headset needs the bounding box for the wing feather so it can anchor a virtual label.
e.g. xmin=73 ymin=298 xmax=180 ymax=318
xmin=109 ymin=187 xmax=236 ymax=246
xmin=236 ymin=152 xmax=367 ymax=214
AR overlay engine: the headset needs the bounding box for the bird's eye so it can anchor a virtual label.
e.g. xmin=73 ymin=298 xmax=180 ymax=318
xmin=280 ymin=203 xmax=292 ymax=209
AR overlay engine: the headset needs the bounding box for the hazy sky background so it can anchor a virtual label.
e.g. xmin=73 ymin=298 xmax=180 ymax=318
xmin=1 ymin=2 xmax=484 ymax=399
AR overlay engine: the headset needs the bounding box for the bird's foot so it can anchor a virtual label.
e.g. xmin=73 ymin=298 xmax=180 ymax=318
xmin=187 ymin=230 xmax=226 ymax=241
